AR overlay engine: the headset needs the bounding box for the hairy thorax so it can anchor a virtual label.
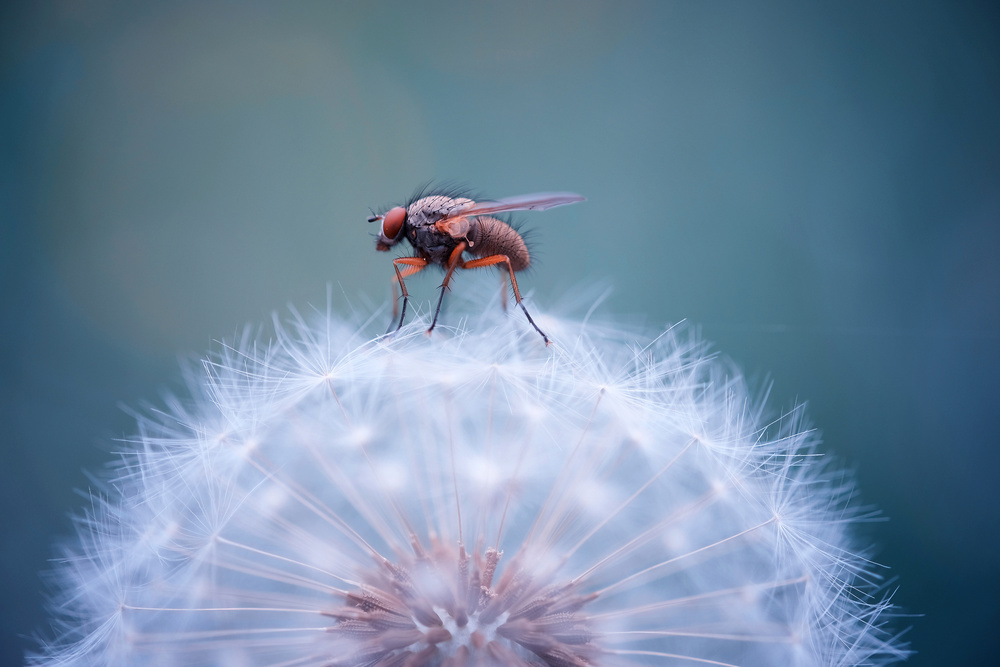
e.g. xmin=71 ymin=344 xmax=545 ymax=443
xmin=404 ymin=195 xmax=529 ymax=271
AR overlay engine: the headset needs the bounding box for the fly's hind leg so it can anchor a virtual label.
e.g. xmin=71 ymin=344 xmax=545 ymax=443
xmin=498 ymin=273 xmax=509 ymax=311
xmin=461 ymin=254 xmax=549 ymax=345
xmin=389 ymin=257 xmax=428 ymax=334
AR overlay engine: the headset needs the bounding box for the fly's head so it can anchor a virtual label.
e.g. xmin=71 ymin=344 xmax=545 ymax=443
xmin=369 ymin=206 xmax=408 ymax=252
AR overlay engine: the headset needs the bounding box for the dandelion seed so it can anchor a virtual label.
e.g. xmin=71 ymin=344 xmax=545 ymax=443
xmin=32 ymin=303 xmax=907 ymax=666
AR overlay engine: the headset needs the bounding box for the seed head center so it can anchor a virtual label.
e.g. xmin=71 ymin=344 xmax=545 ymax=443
xmin=326 ymin=542 xmax=599 ymax=665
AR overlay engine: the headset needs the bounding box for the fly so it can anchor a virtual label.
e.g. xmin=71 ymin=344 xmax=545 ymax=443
xmin=368 ymin=189 xmax=585 ymax=344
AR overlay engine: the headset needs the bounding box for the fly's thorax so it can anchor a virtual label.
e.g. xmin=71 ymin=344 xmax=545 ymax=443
xmin=403 ymin=195 xmax=476 ymax=266
xmin=407 ymin=195 xmax=475 ymax=228
xmin=410 ymin=223 xmax=461 ymax=266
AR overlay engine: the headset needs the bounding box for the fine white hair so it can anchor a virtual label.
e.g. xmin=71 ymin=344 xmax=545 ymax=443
xmin=31 ymin=297 xmax=907 ymax=666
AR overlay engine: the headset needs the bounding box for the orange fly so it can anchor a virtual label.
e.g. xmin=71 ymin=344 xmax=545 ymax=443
xmin=368 ymin=189 xmax=585 ymax=344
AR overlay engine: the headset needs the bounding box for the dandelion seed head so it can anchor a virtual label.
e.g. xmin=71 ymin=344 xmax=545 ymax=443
xmin=32 ymin=302 xmax=907 ymax=666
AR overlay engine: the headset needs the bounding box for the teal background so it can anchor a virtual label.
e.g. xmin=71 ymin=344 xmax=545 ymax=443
xmin=3 ymin=1 xmax=998 ymax=664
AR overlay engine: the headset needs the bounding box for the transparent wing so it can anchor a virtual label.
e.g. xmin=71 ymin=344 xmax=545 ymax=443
xmin=443 ymin=192 xmax=585 ymax=220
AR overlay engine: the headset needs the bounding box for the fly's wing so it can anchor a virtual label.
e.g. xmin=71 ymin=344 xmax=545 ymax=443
xmin=441 ymin=192 xmax=585 ymax=221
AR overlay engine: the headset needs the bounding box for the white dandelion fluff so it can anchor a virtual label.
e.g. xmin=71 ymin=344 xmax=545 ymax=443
xmin=32 ymin=301 xmax=907 ymax=666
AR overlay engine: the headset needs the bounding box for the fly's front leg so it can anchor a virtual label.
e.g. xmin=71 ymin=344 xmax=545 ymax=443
xmin=461 ymin=254 xmax=549 ymax=345
xmin=392 ymin=261 xmax=427 ymax=318
xmin=390 ymin=257 xmax=427 ymax=334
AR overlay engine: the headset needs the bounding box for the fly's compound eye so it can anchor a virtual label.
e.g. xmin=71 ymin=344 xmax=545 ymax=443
xmin=381 ymin=206 xmax=406 ymax=242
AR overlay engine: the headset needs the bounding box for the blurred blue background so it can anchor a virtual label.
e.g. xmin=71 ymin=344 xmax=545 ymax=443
xmin=2 ymin=1 xmax=998 ymax=664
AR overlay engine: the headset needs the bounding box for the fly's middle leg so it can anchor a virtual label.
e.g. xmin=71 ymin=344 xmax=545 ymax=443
xmin=428 ymin=243 xmax=467 ymax=335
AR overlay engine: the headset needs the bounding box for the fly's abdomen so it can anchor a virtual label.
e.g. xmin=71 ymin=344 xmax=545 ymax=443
xmin=470 ymin=217 xmax=530 ymax=271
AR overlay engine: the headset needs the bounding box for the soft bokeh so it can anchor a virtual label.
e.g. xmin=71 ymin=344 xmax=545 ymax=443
xmin=2 ymin=1 xmax=997 ymax=665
